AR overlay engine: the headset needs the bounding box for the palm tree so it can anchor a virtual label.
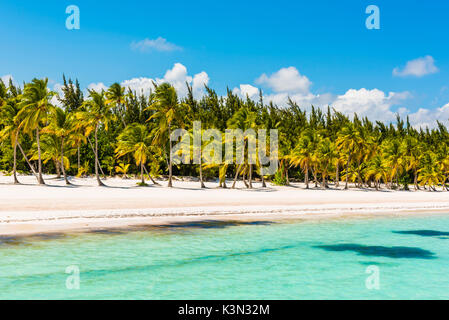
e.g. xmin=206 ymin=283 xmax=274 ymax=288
xmin=115 ymin=123 xmax=154 ymax=185
xmin=115 ymin=162 xmax=130 ymax=179
xmin=289 ymin=129 xmax=317 ymax=189
xmin=336 ymin=123 xmax=362 ymax=189
xmin=16 ymin=78 xmax=56 ymax=185
xmin=77 ymin=90 xmax=115 ymax=186
xmin=147 ymin=83 xmax=181 ymax=188
xmin=0 ymin=95 xmax=22 ymax=183
xmin=106 ymin=83 xmax=127 ymax=127
xmin=227 ymin=107 xmax=258 ymax=189
xmin=365 ymin=155 xmax=388 ymax=190
xmin=41 ymin=107 xmax=74 ymax=185
xmin=316 ymin=137 xmax=337 ymax=189
xmin=381 ymin=138 xmax=404 ymax=189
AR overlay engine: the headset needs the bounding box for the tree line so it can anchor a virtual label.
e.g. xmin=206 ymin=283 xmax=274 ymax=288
xmin=0 ymin=76 xmax=448 ymax=191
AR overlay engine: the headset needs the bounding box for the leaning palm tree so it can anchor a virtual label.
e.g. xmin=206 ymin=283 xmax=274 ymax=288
xmin=147 ymin=83 xmax=181 ymax=188
xmin=77 ymin=90 xmax=115 ymax=186
xmin=227 ymin=107 xmax=259 ymax=189
xmin=115 ymin=123 xmax=155 ymax=186
xmin=16 ymin=78 xmax=56 ymax=185
xmin=41 ymin=107 xmax=74 ymax=185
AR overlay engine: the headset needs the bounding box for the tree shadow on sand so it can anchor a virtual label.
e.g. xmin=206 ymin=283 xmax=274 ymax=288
xmin=314 ymin=243 xmax=436 ymax=259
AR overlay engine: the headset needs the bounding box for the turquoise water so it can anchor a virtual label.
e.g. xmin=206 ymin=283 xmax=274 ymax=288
xmin=1 ymin=214 xmax=449 ymax=299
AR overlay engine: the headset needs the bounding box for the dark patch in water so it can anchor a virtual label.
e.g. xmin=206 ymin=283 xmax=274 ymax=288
xmin=0 ymin=232 xmax=66 ymax=247
xmin=87 ymin=229 xmax=126 ymax=235
xmin=315 ymin=243 xmax=436 ymax=259
xmin=393 ymin=230 xmax=449 ymax=239
xmin=84 ymin=220 xmax=275 ymax=234
xmin=153 ymin=220 xmax=274 ymax=230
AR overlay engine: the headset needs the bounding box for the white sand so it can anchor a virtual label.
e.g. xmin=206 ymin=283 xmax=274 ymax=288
xmin=1 ymin=174 xmax=449 ymax=235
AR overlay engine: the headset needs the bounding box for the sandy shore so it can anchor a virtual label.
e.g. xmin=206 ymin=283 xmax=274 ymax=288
xmin=1 ymin=174 xmax=449 ymax=236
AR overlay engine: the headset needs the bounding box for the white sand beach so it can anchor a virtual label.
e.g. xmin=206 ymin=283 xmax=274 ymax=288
xmin=1 ymin=174 xmax=449 ymax=235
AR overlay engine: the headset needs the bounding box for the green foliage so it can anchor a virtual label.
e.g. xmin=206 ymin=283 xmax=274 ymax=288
xmin=1 ymin=76 xmax=449 ymax=192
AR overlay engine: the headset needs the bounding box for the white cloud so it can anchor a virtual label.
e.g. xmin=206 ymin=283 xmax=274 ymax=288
xmin=331 ymin=88 xmax=410 ymax=122
xmin=118 ymin=63 xmax=209 ymax=99
xmin=192 ymin=71 xmax=210 ymax=98
xmin=256 ymin=66 xmax=311 ymax=94
xmin=87 ymin=82 xmax=108 ymax=93
xmin=121 ymin=77 xmax=155 ymax=97
xmin=1 ymin=74 xmax=14 ymax=85
xmin=131 ymin=37 xmax=182 ymax=52
xmin=408 ymin=102 xmax=449 ymax=129
xmin=393 ymin=55 xmax=439 ymax=77
xmin=233 ymin=84 xmax=259 ymax=99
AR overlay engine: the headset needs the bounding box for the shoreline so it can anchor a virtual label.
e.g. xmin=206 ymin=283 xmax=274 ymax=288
xmin=2 ymin=175 xmax=449 ymax=236
xmin=2 ymin=203 xmax=449 ymax=237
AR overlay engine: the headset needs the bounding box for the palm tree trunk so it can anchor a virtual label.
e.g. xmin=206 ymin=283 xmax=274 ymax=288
xmin=261 ymin=170 xmax=266 ymax=188
xmin=55 ymin=160 xmax=61 ymax=179
xmin=232 ymin=164 xmax=241 ymax=189
xmin=199 ymin=161 xmax=205 ymax=188
xmin=168 ymin=127 xmax=173 ymax=188
xmin=143 ymin=165 xmax=159 ymax=185
xmin=36 ymin=129 xmax=45 ymax=185
xmin=141 ymin=161 xmax=145 ymax=185
xmin=414 ymin=169 xmax=419 ymax=190
xmin=61 ymin=138 xmax=70 ymax=185
xmin=344 ymin=153 xmax=352 ymax=190
xmin=243 ymin=174 xmax=249 ymax=188
xmin=356 ymin=159 xmax=362 ymax=188
xmin=248 ymin=164 xmax=253 ymax=189
xmin=88 ymin=137 xmax=106 ymax=177
xmin=313 ymin=167 xmax=318 ymax=188
xmin=18 ymin=142 xmax=37 ymax=178
xmin=13 ymin=131 xmax=19 ymax=184
xmin=335 ymin=162 xmax=340 ymax=187
xmin=284 ymin=165 xmax=290 ymax=186
xmin=77 ymin=143 xmax=81 ymax=172
xmin=305 ymin=164 xmax=309 ymax=189
xmin=94 ymin=125 xmax=105 ymax=186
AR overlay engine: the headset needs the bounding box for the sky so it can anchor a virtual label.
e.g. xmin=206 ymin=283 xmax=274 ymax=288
xmin=1 ymin=0 xmax=449 ymax=127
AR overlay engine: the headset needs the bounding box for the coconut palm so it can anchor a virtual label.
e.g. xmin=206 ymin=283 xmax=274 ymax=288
xmin=316 ymin=137 xmax=337 ymax=189
xmin=16 ymin=78 xmax=56 ymax=185
xmin=289 ymin=129 xmax=317 ymax=189
xmin=77 ymin=90 xmax=115 ymax=186
xmin=336 ymin=123 xmax=362 ymax=189
xmin=0 ymin=95 xmax=22 ymax=183
xmin=115 ymin=162 xmax=130 ymax=179
xmin=365 ymin=155 xmax=388 ymax=190
xmin=147 ymin=83 xmax=181 ymax=188
xmin=41 ymin=107 xmax=74 ymax=185
xmin=115 ymin=123 xmax=155 ymax=185
xmin=106 ymin=83 xmax=127 ymax=127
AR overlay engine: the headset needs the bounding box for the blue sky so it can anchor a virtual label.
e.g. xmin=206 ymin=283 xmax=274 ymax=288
xmin=1 ymin=0 xmax=449 ymax=126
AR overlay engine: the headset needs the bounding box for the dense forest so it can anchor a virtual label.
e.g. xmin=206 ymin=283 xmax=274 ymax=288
xmin=0 ymin=76 xmax=448 ymax=191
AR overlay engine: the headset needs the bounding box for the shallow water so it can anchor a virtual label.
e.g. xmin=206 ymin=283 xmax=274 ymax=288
xmin=1 ymin=215 xmax=449 ymax=299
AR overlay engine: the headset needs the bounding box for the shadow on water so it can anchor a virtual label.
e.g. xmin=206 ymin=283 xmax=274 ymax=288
xmin=315 ymin=243 xmax=436 ymax=259
xmin=0 ymin=233 xmax=67 ymax=247
xmin=85 ymin=220 xmax=274 ymax=234
xmin=152 ymin=220 xmax=274 ymax=229
xmin=393 ymin=230 xmax=449 ymax=239
xmin=0 ymin=220 xmax=275 ymax=247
